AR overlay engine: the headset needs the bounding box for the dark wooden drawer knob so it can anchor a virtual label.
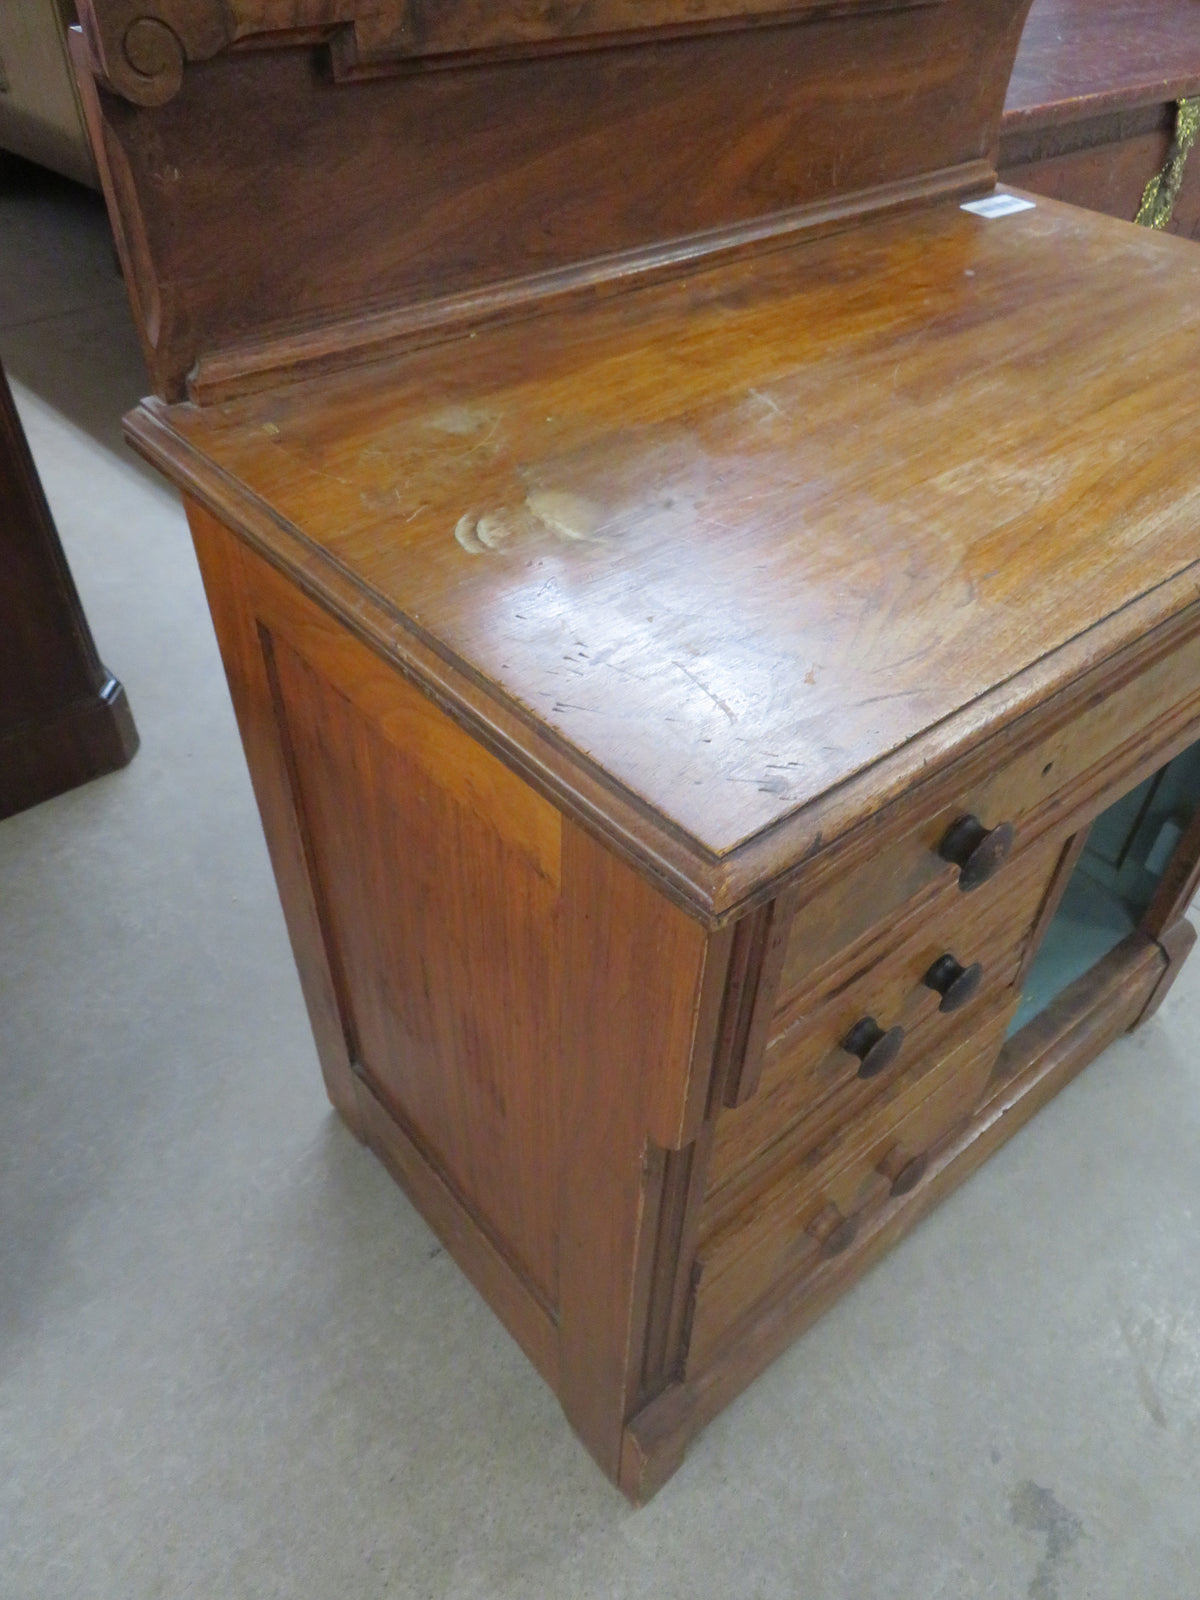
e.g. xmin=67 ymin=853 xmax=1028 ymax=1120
xmin=842 ymin=1016 xmax=906 ymax=1079
xmin=938 ymin=815 xmax=1015 ymax=891
xmin=877 ymin=1144 xmax=929 ymax=1197
xmin=923 ymin=953 xmax=983 ymax=1013
xmin=808 ymin=1202 xmax=860 ymax=1257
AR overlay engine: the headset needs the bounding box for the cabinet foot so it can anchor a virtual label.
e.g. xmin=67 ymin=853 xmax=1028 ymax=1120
xmin=0 ymin=674 xmax=139 ymax=820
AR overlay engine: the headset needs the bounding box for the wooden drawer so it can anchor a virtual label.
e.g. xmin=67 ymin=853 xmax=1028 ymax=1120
xmin=688 ymin=1002 xmax=1015 ymax=1372
xmin=779 ymin=624 xmax=1200 ymax=1006
xmin=709 ymin=829 xmax=1068 ymax=1202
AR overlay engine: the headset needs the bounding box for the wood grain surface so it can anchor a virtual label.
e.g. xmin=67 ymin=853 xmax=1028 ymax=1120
xmin=622 ymin=926 xmax=1168 ymax=1500
xmin=1000 ymin=0 xmax=1200 ymax=236
xmin=127 ymin=197 xmax=1200 ymax=886
xmin=557 ymin=821 xmax=726 ymax=1477
xmin=74 ymin=0 xmax=1030 ymax=399
xmin=187 ymin=505 xmax=365 ymax=1131
xmin=687 ymin=998 xmax=1019 ymax=1371
xmin=1000 ymin=118 xmax=1200 ymax=239
xmin=1004 ymin=0 xmax=1200 ymax=125
xmin=187 ymin=504 xmax=738 ymax=1475
xmin=707 ymin=829 xmax=1069 ymax=1203
xmin=76 ymin=0 xmax=950 ymax=107
xmin=66 ymin=0 xmax=1200 ymax=1506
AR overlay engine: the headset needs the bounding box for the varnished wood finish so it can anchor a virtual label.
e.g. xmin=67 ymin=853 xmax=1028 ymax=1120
xmin=622 ymin=929 xmax=1169 ymax=1502
xmin=188 ymin=502 xmax=733 ymax=1478
xmin=688 ymin=1000 xmax=1019 ymax=1373
xmin=78 ymin=0 xmax=1200 ymax=1501
xmin=1001 ymin=112 xmax=1200 ymax=239
xmin=1135 ymin=916 xmax=1198 ymax=1026
xmin=73 ymin=0 xmax=1030 ymax=400
xmin=1006 ymin=0 xmax=1200 ymax=125
xmin=1142 ymin=809 xmax=1200 ymax=938
xmin=1001 ymin=0 xmax=1200 ymax=236
xmin=127 ymin=199 xmax=1200 ymax=920
xmin=0 ymin=356 xmax=137 ymax=819
xmin=166 ymin=202 xmax=1200 ymax=1487
xmin=355 ymin=1073 xmax=561 ymax=1388
xmin=707 ymin=829 xmax=1069 ymax=1210
xmin=557 ymin=825 xmax=728 ymax=1476
xmin=200 ymin=506 xmax=569 ymax=1304
xmin=188 ymin=508 xmax=362 ymax=1130
xmin=717 ymin=888 xmax=801 ymax=1109
xmin=76 ymin=0 xmax=948 ymax=105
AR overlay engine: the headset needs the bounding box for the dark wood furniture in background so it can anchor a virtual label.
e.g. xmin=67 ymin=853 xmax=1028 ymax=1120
xmin=1001 ymin=0 xmax=1200 ymax=235
xmin=0 ymin=356 xmax=137 ymax=819
xmin=73 ymin=0 xmax=1200 ymax=1498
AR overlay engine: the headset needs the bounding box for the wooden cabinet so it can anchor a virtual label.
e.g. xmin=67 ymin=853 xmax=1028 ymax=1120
xmin=73 ymin=0 xmax=1200 ymax=1500
xmin=1 ymin=356 xmax=137 ymax=818
xmin=1001 ymin=0 xmax=1200 ymax=236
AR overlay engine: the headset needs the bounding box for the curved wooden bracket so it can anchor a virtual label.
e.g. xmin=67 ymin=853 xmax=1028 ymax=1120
xmin=77 ymin=0 xmax=942 ymax=105
xmin=76 ymin=0 xmax=383 ymax=105
xmin=78 ymin=0 xmax=228 ymax=106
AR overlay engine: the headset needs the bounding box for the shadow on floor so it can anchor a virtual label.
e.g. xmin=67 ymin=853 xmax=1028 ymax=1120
xmin=0 ymin=153 xmax=154 ymax=475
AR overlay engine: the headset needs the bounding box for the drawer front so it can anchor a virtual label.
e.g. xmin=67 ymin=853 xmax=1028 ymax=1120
xmin=709 ymin=829 xmax=1067 ymax=1201
xmin=688 ymin=1003 xmax=1014 ymax=1372
xmin=778 ymin=624 xmax=1200 ymax=1008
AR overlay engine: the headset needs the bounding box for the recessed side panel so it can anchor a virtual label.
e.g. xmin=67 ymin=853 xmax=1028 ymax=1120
xmin=263 ymin=628 xmax=565 ymax=1310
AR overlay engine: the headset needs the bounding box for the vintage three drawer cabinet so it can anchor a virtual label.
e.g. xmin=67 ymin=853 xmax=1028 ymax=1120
xmin=75 ymin=0 xmax=1200 ymax=1498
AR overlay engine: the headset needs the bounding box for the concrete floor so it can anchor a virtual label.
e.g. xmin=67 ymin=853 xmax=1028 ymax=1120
xmin=3 ymin=164 xmax=1200 ymax=1600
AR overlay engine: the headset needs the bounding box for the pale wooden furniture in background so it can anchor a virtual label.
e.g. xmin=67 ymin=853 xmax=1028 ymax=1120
xmin=0 ymin=0 xmax=96 ymax=185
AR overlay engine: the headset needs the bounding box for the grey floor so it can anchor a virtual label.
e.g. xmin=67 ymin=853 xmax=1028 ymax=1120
xmin=3 ymin=166 xmax=1200 ymax=1600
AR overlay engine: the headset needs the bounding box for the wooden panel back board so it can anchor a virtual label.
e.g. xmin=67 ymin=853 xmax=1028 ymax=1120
xmin=73 ymin=0 xmax=1032 ymax=399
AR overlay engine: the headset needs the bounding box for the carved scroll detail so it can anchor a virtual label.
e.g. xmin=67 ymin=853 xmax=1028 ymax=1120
xmin=77 ymin=0 xmax=381 ymax=105
xmin=77 ymin=0 xmax=940 ymax=105
xmin=79 ymin=1 xmax=226 ymax=106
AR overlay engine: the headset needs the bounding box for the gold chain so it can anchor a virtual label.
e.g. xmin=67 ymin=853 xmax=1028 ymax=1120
xmin=1136 ymin=97 xmax=1200 ymax=229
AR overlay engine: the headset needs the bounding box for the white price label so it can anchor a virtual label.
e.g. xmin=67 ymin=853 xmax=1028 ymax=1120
xmin=961 ymin=193 xmax=1038 ymax=219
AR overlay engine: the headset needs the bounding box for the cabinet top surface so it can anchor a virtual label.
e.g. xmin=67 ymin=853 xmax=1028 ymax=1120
xmin=1004 ymin=0 xmax=1200 ymax=122
xmin=138 ymin=196 xmax=1200 ymax=865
